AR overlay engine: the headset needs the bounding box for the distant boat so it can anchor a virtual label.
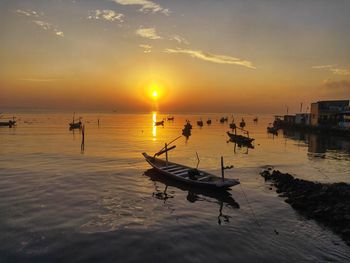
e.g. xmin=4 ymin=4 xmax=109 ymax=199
xmin=220 ymin=117 xmax=228 ymax=123
xmin=239 ymin=118 xmax=246 ymax=128
xmin=0 ymin=116 xmax=16 ymax=128
xmin=197 ymin=119 xmax=204 ymax=127
xmin=267 ymin=126 xmax=278 ymax=135
xmin=154 ymin=120 xmax=165 ymax=126
xmin=253 ymin=117 xmax=258 ymax=123
xmin=167 ymin=117 xmax=174 ymax=121
xmin=229 ymin=122 xmax=236 ymax=130
xmin=69 ymin=113 xmax=82 ymax=129
xmin=207 ymin=119 xmax=212 ymax=125
xmin=142 ymin=148 xmax=239 ymax=190
xmin=182 ymin=121 xmax=192 ymax=138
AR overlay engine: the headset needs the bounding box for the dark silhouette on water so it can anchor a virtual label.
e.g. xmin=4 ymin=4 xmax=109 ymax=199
xmin=144 ymin=169 xmax=240 ymax=224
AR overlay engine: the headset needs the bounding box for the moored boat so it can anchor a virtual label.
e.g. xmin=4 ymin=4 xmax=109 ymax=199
xmin=207 ymin=119 xmax=212 ymax=125
xmin=227 ymin=131 xmax=254 ymax=145
xmin=155 ymin=120 xmax=164 ymax=126
xmin=142 ymin=144 xmax=239 ymax=190
xmin=197 ymin=119 xmax=203 ymax=127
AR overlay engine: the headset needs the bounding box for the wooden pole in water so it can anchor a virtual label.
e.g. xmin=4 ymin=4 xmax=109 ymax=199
xmin=165 ymin=143 xmax=168 ymax=167
xmin=221 ymin=156 xmax=224 ymax=182
xmin=81 ymin=125 xmax=85 ymax=151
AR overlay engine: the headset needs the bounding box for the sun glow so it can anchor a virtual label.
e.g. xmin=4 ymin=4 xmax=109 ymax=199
xmin=152 ymin=90 xmax=158 ymax=98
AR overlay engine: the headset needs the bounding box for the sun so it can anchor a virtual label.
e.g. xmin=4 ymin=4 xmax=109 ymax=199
xmin=152 ymin=90 xmax=158 ymax=98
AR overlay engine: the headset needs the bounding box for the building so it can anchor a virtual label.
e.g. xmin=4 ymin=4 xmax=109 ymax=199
xmin=295 ymin=113 xmax=311 ymax=126
xmin=310 ymin=100 xmax=349 ymax=127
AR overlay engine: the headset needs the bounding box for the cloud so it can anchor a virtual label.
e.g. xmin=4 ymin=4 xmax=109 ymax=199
xmin=88 ymin=10 xmax=124 ymax=22
xmin=164 ymin=48 xmax=255 ymax=69
xmin=170 ymin=35 xmax=189 ymax=45
xmin=33 ymin=20 xmax=64 ymax=37
xmin=113 ymin=0 xmax=169 ymax=15
xmin=312 ymin=65 xmax=350 ymax=76
xmin=16 ymin=9 xmax=41 ymax=17
xmin=136 ymin=27 xmax=162 ymax=39
xmin=139 ymin=44 xmax=152 ymax=53
xmin=323 ymin=79 xmax=350 ymax=91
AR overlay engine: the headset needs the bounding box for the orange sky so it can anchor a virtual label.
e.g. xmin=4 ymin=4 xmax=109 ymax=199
xmin=0 ymin=1 xmax=349 ymax=114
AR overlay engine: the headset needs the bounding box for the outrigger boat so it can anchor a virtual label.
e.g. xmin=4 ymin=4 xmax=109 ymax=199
xmin=227 ymin=126 xmax=254 ymax=146
xmin=154 ymin=120 xmax=165 ymax=126
xmin=0 ymin=115 xmax=16 ymax=128
xmin=69 ymin=113 xmax=82 ymax=130
xmin=142 ymin=139 xmax=240 ymax=190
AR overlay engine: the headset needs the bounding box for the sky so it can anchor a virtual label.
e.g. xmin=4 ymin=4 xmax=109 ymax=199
xmin=0 ymin=0 xmax=349 ymax=113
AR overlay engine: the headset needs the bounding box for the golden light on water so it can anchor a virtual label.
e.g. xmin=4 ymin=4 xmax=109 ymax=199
xmin=152 ymin=112 xmax=157 ymax=141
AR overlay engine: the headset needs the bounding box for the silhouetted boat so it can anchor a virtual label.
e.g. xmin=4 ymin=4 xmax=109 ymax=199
xmin=267 ymin=126 xmax=278 ymax=135
xmin=197 ymin=119 xmax=203 ymax=127
xmin=167 ymin=117 xmax=174 ymax=121
xmin=0 ymin=116 xmax=16 ymax=128
xmin=229 ymin=122 xmax=236 ymax=130
xmin=142 ymin=147 xmax=239 ymax=190
xmin=239 ymin=118 xmax=246 ymax=128
xmin=207 ymin=119 xmax=212 ymax=125
xmin=227 ymin=129 xmax=254 ymax=146
xmin=220 ymin=117 xmax=228 ymax=123
xmin=253 ymin=117 xmax=258 ymax=123
xmin=154 ymin=120 xmax=164 ymax=126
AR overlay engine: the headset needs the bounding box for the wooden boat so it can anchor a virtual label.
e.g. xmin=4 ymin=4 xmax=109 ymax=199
xmin=69 ymin=121 xmax=82 ymax=129
xmin=207 ymin=119 xmax=212 ymax=125
xmin=229 ymin=122 xmax=236 ymax=129
xmin=197 ymin=120 xmax=203 ymax=127
xmin=143 ymin=153 xmax=239 ymax=189
xmin=154 ymin=120 xmax=164 ymax=126
xmin=220 ymin=117 xmax=228 ymax=123
xmin=0 ymin=116 xmax=16 ymax=128
xmin=253 ymin=117 xmax=258 ymax=123
xmin=167 ymin=117 xmax=174 ymax=121
xmin=267 ymin=126 xmax=278 ymax=135
xmin=227 ymin=131 xmax=254 ymax=145
xmin=239 ymin=118 xmax=246 ymax=128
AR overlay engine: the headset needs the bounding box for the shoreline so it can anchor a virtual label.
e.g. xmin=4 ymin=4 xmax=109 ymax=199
xmin=260 ymin=169 xmax=350 ymax=246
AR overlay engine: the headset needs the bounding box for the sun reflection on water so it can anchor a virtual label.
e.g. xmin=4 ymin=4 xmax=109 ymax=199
xmin=152 ymin=112 xmax=157 ymax=141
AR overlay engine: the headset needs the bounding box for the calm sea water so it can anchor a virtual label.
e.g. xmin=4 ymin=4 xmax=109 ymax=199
xmin=0 ymin=112 xmax=349 ymax=262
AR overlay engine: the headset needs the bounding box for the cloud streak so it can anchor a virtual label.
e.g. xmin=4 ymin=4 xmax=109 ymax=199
xmin=88 ymin=10 xmax=124 ymax=22
xmin=113 ymin=0 xmax=169 ymax=15
xmin=136 ymin=27 xmax=162 ymax=39
xmin=16 ymin=9 xmax=41 ymax=17
xmin=312 ymin=65 xmax=350 ymax=76
xmin=33 ymin=20 xmax=64 ymax=37
xmin=139 ymin=44 xmax=152 ymax=53
xmin=170 ymin=35 xmax=189 ymax=45
xmin=164 ymin=48 xmax=255 ymax=69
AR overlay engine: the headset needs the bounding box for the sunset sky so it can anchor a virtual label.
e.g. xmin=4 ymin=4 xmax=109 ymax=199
xmin=0 ymin=0 xmax=349 ymax=113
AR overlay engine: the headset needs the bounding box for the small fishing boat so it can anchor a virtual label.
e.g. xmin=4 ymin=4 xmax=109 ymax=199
xmin=207 ymin=119 xmax=212 ymax=125
xmin=253 ymin=117 xmax=258 ymax=123
xmin=142 ymin=148 xmax=239 ymax=189
xmin=227 ymin=129 xmax=254 ymax=145
xmin=154 ymin=120 xmax=164 ymax=126
xmin=267 ymin=126 xmax=278 ymax=135
xmin=69 ymin=113 xmax=82 ymax=130
xmin=239 ymin=118 xmax=246 ymax=128
xmin=229 ymin=122 xmax=236 ymax=130
xmin=220 ymin=117 xmax=228 ymax=123
xmin=167 ymin=117 xmax=174 ymax=121
xmin=197 ymin=119 xmax=203 ymax=127
xmin=0 ymin=116 xmax=16 ymax=128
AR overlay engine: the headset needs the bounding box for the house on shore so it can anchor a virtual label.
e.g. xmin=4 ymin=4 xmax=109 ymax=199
xmin=310 ymin=100 xmax=349 ymax=127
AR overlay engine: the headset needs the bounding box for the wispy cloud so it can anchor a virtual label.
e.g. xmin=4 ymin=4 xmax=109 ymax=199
xmin=139 ymin=44 xmax=152 ymax=53
xmin=15 ymin=9 xmax=41 ymax=18
xmin=136 ymin=27 xmax=162 ymax=39
xmin=33 ymin=20 xmax=64 ymax=37
xmin=322 ymin=79 xmax=350 ymax=96
xmin=312 ymin=65 xmax=350 ymax=76
xmin=113 ymin=0 xmax=169 ymax=15
xmin=88 ymin=9 xmax=124 ymax=22
xmin=164 ymin=48 xmax=255 ymax=69
xmin=169 ymin=35 xmax=189 ymax=45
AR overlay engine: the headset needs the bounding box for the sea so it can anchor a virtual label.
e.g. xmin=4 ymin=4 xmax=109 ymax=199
xmin=0 ymin=112 xmax=349 ymax=262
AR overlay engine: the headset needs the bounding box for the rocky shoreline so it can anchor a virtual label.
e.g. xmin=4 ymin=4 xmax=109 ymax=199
xmin=260 ymin=169 xmax=350 ymax=245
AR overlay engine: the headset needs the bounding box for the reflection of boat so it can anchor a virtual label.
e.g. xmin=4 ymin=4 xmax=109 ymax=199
xmin=142 ymin=148 xmax=239 ymax=190
xmin=144 ymin=169 xmax=240 ymax=210
xmin=197 ymin=119 xmax=203 ymax=127
xmin=207 ymin=119 xmax=212 ymax=125
xmin=154 ymin=120 xmax=164 ymax=126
